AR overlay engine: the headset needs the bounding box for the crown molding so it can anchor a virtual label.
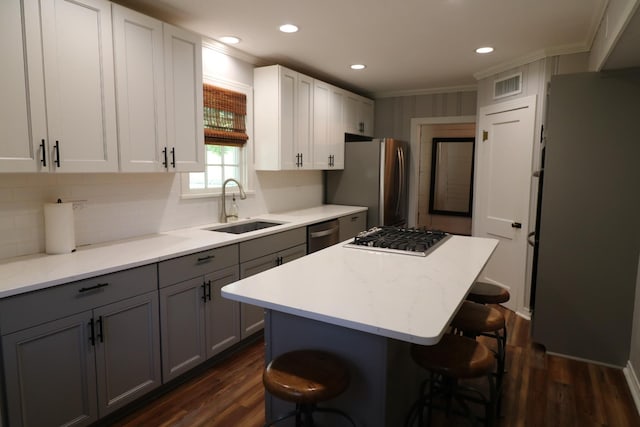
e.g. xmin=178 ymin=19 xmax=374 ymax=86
xmin=201 ymin=38 xmax=267 ymax=66
xmin=373 ymin=84 xmax=478 ymax=99
xmin=472 ymin=43 xmax=591 ymax=81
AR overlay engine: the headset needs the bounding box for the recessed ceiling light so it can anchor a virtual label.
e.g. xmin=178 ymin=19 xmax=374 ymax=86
xmin=219 ymin=36 xmax=240 ymax=44
xmin=350 ymin=64 xmax=366 ymax=70
xmin=279 ymin=24 xmax=299 ymax=33
xmin=475 ymin=46 xmax=494 ymax=54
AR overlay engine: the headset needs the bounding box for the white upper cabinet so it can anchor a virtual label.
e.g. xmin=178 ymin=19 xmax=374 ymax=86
xmin=1 ymin=0 xmax=117 ymax=173
xmin=40 ymin=0 xmax=118 ymax=172
xmin=0 ymin=0 xmax=47 ymax=172
xmin=344 ymin=92 xmax=374 ymax=136
xmin=254 ymin=65 xmax=313 ymax=170
xmin=313 ymin=81 xmax=345 ymax=169
xmin=112 ymin=5 xmax=167 ymax=172
xmin=163 ymin=24 xmax=204 ymax=172
xmin=254 ymin=64 xmax=373 ymax=171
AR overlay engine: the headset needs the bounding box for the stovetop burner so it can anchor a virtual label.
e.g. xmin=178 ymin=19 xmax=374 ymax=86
xmin=345 ymin=226 xmax=450 ymax=256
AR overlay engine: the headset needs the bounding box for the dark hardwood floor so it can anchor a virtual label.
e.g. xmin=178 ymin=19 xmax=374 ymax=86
xmin=109 ymin=307 xmax=640 ymax=426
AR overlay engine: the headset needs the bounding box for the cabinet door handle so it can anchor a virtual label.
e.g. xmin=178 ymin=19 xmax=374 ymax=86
xmin=89 ymin=318 xmax=96 ymax=346
xmin=197 ymin=255 xmax=215 ymax=262
xmin=54 ymin=141 xmax=61 ymax=167
xmin=96 ymin=316 xmax=104 ymax=343
xmin=170 ymin=147 xmax=176 ymax=168
xmin=162 ymin=147 xmax=168 ymax=168
xmin=201 ymin=283 xmax=207 ymax=302
xmin=78 ymin=282 xmax=109 ymax=293
xmin=40 ymin=139 xmax=47 ymax=166
xmin=206 ymin=280 xmax=212 ymax=301
xmin=299 ymin=153 xmax=303 ymax=167
xmin=511 ymin=222 xmax=522 ymax=229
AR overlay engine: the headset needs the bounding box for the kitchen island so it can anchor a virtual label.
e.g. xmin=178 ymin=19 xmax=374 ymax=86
xmin=222 ymin=235 xmax=498 ymax=426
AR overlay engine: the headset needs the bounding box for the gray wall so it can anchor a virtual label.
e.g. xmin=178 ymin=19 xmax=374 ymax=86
xmin=374 ymin=91 xmax=477 ymax=227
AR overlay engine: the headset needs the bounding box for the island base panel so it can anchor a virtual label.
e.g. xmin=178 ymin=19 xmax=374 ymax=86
xmin=265 ymin=310 xmax=424 ymax=427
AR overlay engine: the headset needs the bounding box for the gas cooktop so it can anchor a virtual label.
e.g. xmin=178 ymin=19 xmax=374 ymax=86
xmin=344 ymin=226 xmax=450 ymax=257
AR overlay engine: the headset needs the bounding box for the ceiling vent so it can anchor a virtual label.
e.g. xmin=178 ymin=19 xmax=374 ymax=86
xmin=493 ymin=73 xmax=522 ymax=99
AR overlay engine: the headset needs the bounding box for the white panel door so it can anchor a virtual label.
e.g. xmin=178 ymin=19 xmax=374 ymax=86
xmin=473 ymin=95 xmax=536 ymax=314
xmin=313 ymin=80 xmax=330 ymax=169
xmin=41 ymin=0 xmax=118 ymax=172
xmin=112 ymin=4 xmax=166 ymax=172
xmin=296 ymin=73 xmax=313 ymax=169
xmin=164 ymin=23 xmax=204 ymax=172
xmin=0 ymin=0 xmax=47 ymax=172
xmin=329 ymin=86 xmax=345 ymax=169
xmin=279 ymin=67 xmax=297 ymax=170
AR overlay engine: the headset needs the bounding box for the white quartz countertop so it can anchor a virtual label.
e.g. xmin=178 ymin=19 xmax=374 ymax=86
xmin=0 ymin=205 xmax=366 ymax=298
xmin=222 ymin=235 xmax=498 ymax=345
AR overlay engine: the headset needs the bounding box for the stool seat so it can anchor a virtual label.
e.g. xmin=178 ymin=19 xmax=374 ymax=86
xmin=451 ymin=301 xmax=505 ymax=334
xmin=263 ymin=350 xmax=350 ymax=405
xmin=466 ymin=282 xmax=510 ymax=305
xmin=410 ymin=334 xmax=495 ymax=379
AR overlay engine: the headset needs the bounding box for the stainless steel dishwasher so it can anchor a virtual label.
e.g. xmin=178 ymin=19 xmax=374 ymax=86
xmin=307 ymin=219 xmax=340 ymax=253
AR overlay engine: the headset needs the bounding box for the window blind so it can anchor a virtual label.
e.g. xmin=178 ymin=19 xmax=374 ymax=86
xmin=203 ymin=84 xmax=248 ymax=146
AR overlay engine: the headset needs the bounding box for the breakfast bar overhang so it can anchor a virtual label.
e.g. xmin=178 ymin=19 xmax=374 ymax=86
xmin=222 ymin=235 xmax=499 ymax=426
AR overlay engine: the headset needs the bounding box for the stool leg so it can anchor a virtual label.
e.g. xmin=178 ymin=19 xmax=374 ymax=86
xmin=314 ymin=407 xmax=357 ymax=426
xmin=264 ymin=407 xmax=300 ymax=427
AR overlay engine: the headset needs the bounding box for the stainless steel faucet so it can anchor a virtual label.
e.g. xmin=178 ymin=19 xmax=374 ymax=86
xmin=220 ymin=178 xmax=247 ymax=222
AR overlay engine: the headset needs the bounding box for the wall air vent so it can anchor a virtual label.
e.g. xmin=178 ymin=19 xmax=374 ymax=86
xmin=493 ymin=73 xmax=522 ymax=99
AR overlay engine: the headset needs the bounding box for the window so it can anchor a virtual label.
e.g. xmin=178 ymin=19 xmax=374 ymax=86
xmin=182 ymin=79 xmax=252 ymax=197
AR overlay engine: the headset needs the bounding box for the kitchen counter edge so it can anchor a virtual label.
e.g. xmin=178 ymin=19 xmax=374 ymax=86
xmin=0 ymin=205 xmax=367 ymax=299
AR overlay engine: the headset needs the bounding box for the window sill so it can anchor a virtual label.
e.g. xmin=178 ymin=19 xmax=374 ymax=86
xmin=180 ymin=189 xmax=256 ymax=200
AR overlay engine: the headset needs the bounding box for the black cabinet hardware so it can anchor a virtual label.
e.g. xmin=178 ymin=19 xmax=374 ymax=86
xmin=89 ymin=318 xmax=95 ymax=346
xmin=170 ymin=147 xmax=176 ymax=168
xmin=511 ymin=222 xmax=522 ymax=229
xmin=96 ymin=316 xmax=104 ymax=343
xmin=197 ymin=255 xmax=215 ymax=262
xmin=206 ymin=280 xmax=212 ymax=301
xmin=78 ymin=282 xmax=109 ymax=293
xmin=162 ymin=147 xmax=168 ymax=168
xmin=201 ymin=283 xmax=207 ymax=302
xmin=40 ymin=140 xmax=47 ymax=166
xmin=54 ymin=141 xmax=60 ymax=167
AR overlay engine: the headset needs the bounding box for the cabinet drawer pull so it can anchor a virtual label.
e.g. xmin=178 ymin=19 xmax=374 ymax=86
xmin=78 ymin=282 xmax=109 ymax=293
xmin=350 ymin=216 xmax=359 ymax=222
xmin=197 ymin=255 xmax=215 ymax=262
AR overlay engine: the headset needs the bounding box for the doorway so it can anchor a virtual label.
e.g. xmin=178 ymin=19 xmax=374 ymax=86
xmin=416 ymin=123 xmax=476 ymax=234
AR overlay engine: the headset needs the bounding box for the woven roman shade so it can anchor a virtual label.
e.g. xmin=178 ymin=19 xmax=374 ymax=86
xmin=203 ymin=84 xmax=248 ymax=146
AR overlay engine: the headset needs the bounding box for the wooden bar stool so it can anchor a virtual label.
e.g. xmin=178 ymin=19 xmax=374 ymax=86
xmin=466 ymin=282 xmax=510 ymax=305
xmin=405 ymin=334 xmax=497 ymax=426
xmin=263 ymin=349 xmax=356 ymax=427
xmin=450 ymin=300 xmax=507 ymax=413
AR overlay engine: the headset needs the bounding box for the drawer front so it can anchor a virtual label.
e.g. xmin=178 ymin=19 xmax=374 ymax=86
xmin=338 ymin=212 xmax=367 ymax=242
xmin=158 ymin=244 xmax=239 ymax=288
xmin=239 ymin=228 xmax=306 ymax=263
xmin=0 ymin=264 xmax=157 ymax=335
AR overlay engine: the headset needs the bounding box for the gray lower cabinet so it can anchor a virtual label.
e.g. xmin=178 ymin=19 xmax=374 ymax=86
xmin=239 ymin=228 xmax=307 ymax=339
xmin=158 ymin=245 xmax=240 ymax=382
xmin=338 ymin=211 xmax=367 ymax=242
xmin=0 ymin=265 xmax=160 ymax=427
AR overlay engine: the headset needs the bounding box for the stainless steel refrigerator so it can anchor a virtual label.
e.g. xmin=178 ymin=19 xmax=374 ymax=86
xmin=325 ymin=138 xmax=408 ymax=229
xmin=531 ymin=69 xmax=640 ymax=366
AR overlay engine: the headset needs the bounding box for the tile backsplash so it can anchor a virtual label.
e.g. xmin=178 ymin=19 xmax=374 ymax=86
xmin=0 ymin=171 xmax=323 ymax=260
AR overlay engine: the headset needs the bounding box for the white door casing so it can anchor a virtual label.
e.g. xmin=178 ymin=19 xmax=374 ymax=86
xmin=473 ymin=95 xmax=537 ymax=315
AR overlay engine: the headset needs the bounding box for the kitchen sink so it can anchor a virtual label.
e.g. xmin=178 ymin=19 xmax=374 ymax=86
xmin=206 ymin=220 xmax=282 ymax=234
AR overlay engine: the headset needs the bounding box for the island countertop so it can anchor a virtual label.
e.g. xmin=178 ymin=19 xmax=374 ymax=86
xmin=222 ymin=235 xmax=498 ymax=345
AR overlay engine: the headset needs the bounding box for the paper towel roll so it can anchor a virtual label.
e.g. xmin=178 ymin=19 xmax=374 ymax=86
xmin=44 ymin=201 xmax=76 ymax=254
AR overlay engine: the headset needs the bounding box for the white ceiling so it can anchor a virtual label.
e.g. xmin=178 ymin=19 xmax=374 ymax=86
xmin=114 ymin=0 xmax=626 ymax=97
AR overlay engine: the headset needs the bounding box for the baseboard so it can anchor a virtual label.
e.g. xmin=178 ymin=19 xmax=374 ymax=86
xmin=516 ymin=308 xmax=531 ymax=321
xmin=624 ymin=360 xmax=640 ymax=416
xmin=545 ymin=351 xmax=624 ymax=369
